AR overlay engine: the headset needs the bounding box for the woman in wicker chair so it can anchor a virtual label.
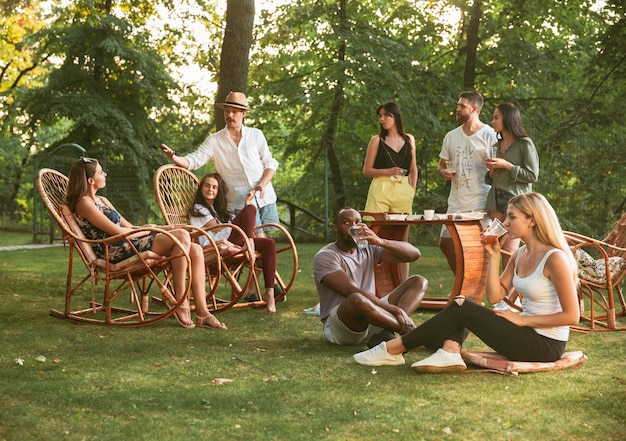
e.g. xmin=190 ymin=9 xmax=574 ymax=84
xmin=353 ymin=192 xmax=580 ymax=372
xmin=188 ymin=172 xmax=278 ymax=314
xmin=66 ymin=158 xmax=226 ymax=330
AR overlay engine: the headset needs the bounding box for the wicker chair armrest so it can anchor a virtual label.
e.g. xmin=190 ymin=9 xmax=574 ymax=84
xmin=565 ymin=232 xmax=626 ymax=256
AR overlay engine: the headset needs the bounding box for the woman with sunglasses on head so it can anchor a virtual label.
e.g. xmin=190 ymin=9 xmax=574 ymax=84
xmin=353 ymin=192 xmax=579 ymax=372
xmin=188 ymin=172 xmax=278 ymax=314
xmin=66 ymin=158 xmax=226 ymax=330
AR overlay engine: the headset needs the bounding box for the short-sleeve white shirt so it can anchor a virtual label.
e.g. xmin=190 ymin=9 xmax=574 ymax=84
xmin=188 ymin=204 xmax=232 ymax=247
xmin=439 ymin=124 xmax=497 ymax=213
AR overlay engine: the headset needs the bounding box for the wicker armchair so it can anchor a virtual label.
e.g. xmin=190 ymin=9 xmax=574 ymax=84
xmin=36 ymin=168 xmax=193 ymax=326
xmin=565 ymin=212 xmax=626 ymax=331
xmin=153 ymin=164 xmax=298 ymax=312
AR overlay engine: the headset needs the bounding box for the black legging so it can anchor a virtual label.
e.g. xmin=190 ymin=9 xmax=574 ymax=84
xmin=400 ymin=297 xmax=566 ymax=362
xmin=228 ymin=205 xmax=277 ymax=289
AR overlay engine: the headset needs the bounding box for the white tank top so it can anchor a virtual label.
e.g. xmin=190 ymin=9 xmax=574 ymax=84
xmin=514 ymin=246 xmax=569 ymax=341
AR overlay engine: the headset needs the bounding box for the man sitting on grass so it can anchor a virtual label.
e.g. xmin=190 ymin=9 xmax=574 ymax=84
xmin=313 ymin=207 xmax=427 ymax=347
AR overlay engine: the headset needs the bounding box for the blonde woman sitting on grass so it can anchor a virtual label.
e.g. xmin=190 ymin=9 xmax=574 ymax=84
xmin=354 ymin=192 xmax=579 ymax=372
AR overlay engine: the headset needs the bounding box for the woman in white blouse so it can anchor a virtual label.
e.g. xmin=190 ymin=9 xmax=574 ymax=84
xmin=188 ymin=173 xmax=278 ymax=314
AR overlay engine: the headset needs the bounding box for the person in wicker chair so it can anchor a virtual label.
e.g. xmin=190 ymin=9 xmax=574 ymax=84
xmin=188 ymin=172 xmax=279 ymax=314
xmin=161 ymin=91 xmax=279 ymax=238
xmin=354 ymin=192 xmax=580 ymax=372
xmin=66 ymin=158 xmax=226 ymax=330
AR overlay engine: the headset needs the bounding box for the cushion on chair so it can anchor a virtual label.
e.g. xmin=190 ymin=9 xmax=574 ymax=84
xmin=460 ymin=350 xmax=587 ymax=376
xmin=573 ymin=248 xmax=626 ymax=283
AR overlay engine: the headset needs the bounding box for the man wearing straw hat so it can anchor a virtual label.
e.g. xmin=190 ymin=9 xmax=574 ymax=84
xmin=161 ymin=91 xmax=279 ymax=237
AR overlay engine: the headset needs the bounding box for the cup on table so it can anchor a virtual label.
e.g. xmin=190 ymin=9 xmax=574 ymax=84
xmin=482 ymin=218 xmax=508 ymax=245
xmin=423 ymin=209 xmax=435 ymax=221
xmin=390 ymin=168 xmax=408 ymax=183
xmin=348 ymin=225 xmax=368 ymax=249
xmin=445 ymin=160 xmax=456 ymax=176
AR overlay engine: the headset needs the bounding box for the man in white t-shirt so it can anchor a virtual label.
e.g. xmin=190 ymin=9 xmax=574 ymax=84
xmin=437 ymin=91 xmax=497 ymax=273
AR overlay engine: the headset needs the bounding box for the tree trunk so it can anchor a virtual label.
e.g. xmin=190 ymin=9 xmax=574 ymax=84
xmin=322 ymin=59 xmax=346 ymax=213
xmin=322 ymin=0 xmax=347 ymax=214
xmin=463 ymin=0 xmax=482 ymax=89
xmin=215 ymin=0 xmax=255 ymax=130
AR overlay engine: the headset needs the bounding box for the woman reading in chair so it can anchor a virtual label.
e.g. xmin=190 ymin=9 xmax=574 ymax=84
xmin=353 ymin=192 xmax=580 ymax=372
xmin=188 ymin=173 xmax=278 ymax=314
xmin=66 ymin=158 xmax=226 ymax=330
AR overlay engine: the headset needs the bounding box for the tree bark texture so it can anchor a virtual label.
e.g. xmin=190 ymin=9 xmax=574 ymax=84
xmin=463 ymin=0 xmax=482 ymax=89
xmin=215 ymin=0 xmax=255 ymax=130
xmin=322 ymin=0 xmax=348 ymax=213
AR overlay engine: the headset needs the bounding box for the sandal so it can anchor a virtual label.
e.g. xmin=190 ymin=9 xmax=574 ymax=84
xmin=165 ymin=300 xmax=195 ymax=329
xmin=196 ymin=313 xmax=227 ymax=330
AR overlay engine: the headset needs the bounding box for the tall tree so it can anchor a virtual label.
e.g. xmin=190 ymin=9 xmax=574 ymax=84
xmin=250 ymin=0 xmax=624 ymax=239
xmin=0 ymin=0 xmax=47 ymax=222
xmin=252 ymin=0 xmax=450 ymax=232
xmin=21 ymin=0 xmax=176 ymax=221
xmin=214 ymin=0 xmax=255 ymax=130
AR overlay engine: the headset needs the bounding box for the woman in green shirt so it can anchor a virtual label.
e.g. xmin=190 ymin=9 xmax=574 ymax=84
xmin=485 ymin=102 xmax=539 ymax=265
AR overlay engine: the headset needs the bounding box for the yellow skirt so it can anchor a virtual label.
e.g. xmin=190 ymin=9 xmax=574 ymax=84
xmin=364 ymin=176 xmax=415 ymax=214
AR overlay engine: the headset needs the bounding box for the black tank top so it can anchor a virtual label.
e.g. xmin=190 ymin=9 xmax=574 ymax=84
xmin=372 ymin=138 xmax=412 ymax=170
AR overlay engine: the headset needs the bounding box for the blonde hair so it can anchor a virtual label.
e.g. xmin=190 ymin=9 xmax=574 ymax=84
xmin=508 ymin=192 xmax=579 ymax=286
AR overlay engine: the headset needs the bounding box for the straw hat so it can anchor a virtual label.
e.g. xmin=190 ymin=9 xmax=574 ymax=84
xmin=216 ymin=91 xmax=249 ymax=110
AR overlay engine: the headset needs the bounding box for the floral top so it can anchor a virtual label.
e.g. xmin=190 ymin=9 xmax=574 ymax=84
xmin=74 ymin=200 xmax=154 ymax=263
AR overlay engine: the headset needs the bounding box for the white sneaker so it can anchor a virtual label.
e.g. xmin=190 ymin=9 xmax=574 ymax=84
xmin=353 ymin=342 xmax=405 ymax=366
xmin=411 ymin=348 xmax=467 ymax=373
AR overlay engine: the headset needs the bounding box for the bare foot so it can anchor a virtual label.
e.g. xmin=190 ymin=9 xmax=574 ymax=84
xmin=196 ymin=313 xmax=227 ymax=330
xmin=262 ymin=290 xmax=276 ymax=314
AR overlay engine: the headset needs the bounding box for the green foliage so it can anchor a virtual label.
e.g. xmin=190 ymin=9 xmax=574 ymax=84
xmin=16 ymin=1 xmax=183 ymax=221
xmin=0 ymin=0 xmax=624 ymax=239
xmin=249 ymin=0 xmax=625 ymax=238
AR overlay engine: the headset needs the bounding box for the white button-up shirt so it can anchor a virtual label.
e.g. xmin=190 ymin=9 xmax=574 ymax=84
xmin=184 ymin=125 xmax=279 ymax=210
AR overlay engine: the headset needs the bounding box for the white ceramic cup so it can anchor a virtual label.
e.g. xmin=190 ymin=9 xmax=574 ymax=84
xmin=423 ymin=209 xmax=435 ymax=221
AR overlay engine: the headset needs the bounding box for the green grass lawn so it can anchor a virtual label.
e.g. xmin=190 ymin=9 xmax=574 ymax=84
xmin=0 ymin=237 xmax=625 ymax=441
xmin=0 ymin=231 xmax=35 ymax=247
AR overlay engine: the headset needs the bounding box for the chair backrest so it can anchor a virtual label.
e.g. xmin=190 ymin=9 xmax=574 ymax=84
xmin=60 ymin=204 xmax=98 ymax=263
xmin=154 ymin=165 xmax=200 ymax=225
xmin=36 ymin=169 xmax=99 ymax=264
xmin=604 ymin=211 xmax=626 ymax=257
xmin=35 ymin=168 xmax=69 ymax=236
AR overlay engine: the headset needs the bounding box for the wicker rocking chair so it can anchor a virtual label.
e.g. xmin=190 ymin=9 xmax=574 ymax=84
xmin=565 ymin=211 xmax=626 ymax=331
xmin=153 ymin=164 xmax=298 ymax=312
xmin=36 ymin=168 xmax=194 ymax=326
